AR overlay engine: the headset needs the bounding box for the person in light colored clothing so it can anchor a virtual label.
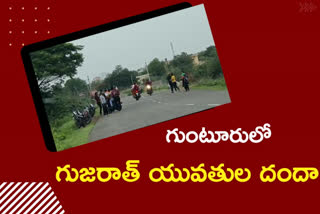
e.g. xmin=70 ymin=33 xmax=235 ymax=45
xmin=99 ymin=92 xmax=107 ymax=115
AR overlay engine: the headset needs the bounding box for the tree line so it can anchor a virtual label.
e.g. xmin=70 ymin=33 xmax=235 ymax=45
xmin=93 ymin=45 xmax=222 ymax=90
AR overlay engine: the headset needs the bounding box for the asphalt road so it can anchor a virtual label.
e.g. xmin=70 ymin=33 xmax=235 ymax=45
xmin=89 ymin=89 xmax=231 ymax=142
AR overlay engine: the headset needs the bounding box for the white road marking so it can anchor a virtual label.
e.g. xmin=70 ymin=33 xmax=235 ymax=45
xmin=186 ymin=104 xmax=194 ymax=106
xmin=208 ymin=104 xmax=220 ymax=106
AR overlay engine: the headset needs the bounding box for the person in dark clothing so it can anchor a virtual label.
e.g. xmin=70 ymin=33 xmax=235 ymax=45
xmin=111 ymin=86 xmax=120 ymax=98
xmin=181 ymin=73 xmax=190 ymax=91
xmin=111 ymin=86 xmax=121 ymax=109
xmin=167 ymin=73 xmax=174 ymax=93
xmin=145 ymin=79 xmax=152 ymax=86
xmin=94 ymin=91 xmax=102 ymax=115
xmin=131 ymin=83 xmax=140 ymax=94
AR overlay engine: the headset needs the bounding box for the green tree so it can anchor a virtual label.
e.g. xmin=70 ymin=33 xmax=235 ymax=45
xmin=64 ymin=78 xmax=88 ymax=95
xmin=207 ymin=57 xmax=222 ymax=78
xmin=30 ymin=43 xmax=84 ymax=91
xmin=148 ymin=58 xmax=166 ymax=76
xmin=203 ymin=46 xmax=217 ymax=58
xmin=91 ymin=79 xmax=103 ymax=90
xmin=99 ymin=65 xmax=137 ymax=90
xmin=170 ymin=52 xmax=193 ymax=74
xmin=194 ymin=56 xmax=222 ymax=79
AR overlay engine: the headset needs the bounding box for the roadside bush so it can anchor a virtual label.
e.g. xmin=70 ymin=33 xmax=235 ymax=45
xmin=192 ymin=77 xmax=227 ymax=90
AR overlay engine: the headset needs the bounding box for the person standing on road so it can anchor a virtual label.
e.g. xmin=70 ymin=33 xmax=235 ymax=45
xmin=109 ymin=87 xmax=116 ymax=111
xmin=94 ymin=92 xmax=102 ymax=115
xmin=104 ymin=89 xmax=112 ymax=113
xmin=171 ymin=73 xmax=180 ymax=92
xmin=104 ymin=89 xmax=109 ymax=98
xmin=167 ymin=73 xmax=174 ymax=93
xmin=181 ymin=73 xmax=190 ymax=92
xmin=99 ymin=92 xmax=108 ymax=115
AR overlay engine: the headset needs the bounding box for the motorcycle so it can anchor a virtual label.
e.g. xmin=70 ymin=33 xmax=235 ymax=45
xmin=113 ymin=96 xmax=122 ymax=111
xmin=146 ymin=84 xmax=153 ymax=96
xmin=88 ymin=104 xmax=96 ymax=117
xmin=84 ymin=107 xmax=91 ymax=119
xmin=73 ymin=111 xmax=84 ymax=128
xmin=72 ymin=107 xmax=92 ymax=128
xmin=82 ymin=107 xmax=92 ymax=125
xmin=132 ymin=89 xmax=141 ymax=101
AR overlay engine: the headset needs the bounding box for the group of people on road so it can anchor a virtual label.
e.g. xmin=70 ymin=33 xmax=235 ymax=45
xmin=94 ymin=87 xmax=120 ymax=115
xmin=167 ymin=72 xmax=190 ymax=93
xmin=94 ymin=72 xmax=189 ymax=113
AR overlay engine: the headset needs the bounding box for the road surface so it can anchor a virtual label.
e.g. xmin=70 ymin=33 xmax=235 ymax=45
xmin=89 ymin=89 xmax=230 ymax=142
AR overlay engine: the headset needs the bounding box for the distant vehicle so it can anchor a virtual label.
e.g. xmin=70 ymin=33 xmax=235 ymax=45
xmin=146 ymin=84 xmax=153 ymax=95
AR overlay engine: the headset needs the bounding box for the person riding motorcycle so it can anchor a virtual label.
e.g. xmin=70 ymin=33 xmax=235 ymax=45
xmin=111 ymin=86 xmax=121 ymax=108
xmin=145 ymin=80 xmax=152 ymax=86
xmin=111 ymin=86 xmax=120 ymax=97
xmin=131 ymin=83 xmax=140 ymax=92
xmin=131 ymin=82 xmax=141 ymax=99
xmin=145 ymin=80 xmax=153 ymax=95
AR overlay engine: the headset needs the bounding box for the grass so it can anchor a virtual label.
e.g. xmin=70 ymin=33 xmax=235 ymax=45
xmin=153 ymin=85 xmax=170 ymax=92
xmin=121 ymin=88 xmax=132 ymax=96
xmin=52 ymin=108 xmax=99 ymax=151
xmin=191 ymin=77 xmax=227 ymax=90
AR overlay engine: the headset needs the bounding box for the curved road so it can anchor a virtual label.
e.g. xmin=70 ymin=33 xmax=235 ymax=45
xmin=89 ymin=89 xmax=230 ymax=142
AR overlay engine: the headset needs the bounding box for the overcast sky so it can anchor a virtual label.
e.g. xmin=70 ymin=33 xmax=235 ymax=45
xmin=72 ymin=4 xmax=215 ymax=81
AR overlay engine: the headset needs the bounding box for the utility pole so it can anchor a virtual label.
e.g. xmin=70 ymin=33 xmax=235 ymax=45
xmin=164 ymin=58 xmax=169 ymax=73
xmin=87 ymin=76 xmax=91 ymax=91
xmin=170 ymin=42 xmax=175 ymax=59
xmin=87 ymin=75 xmax=91 ymax=98
xmin=145 ymin=61 xmax=151 ymax=81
